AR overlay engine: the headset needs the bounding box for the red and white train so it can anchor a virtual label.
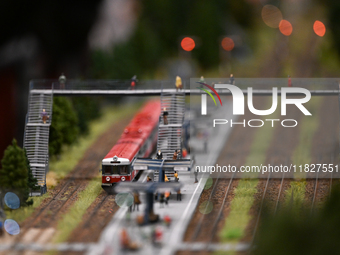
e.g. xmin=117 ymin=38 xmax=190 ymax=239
xmin=101 ymin=100 xmax=160 ymax=193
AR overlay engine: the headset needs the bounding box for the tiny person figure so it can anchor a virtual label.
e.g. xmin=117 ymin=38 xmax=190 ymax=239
xmin=131 ymin=75 xmax=137 ymax=90
xmin=175 ymin=76 xmax=183 ymax=91
xmin=163 ymin=108 xmax=168 ymax=125
xmin=152 ymin=226 xmax=163 ymax=246
xmin=194 ymin=167 xmax=198 ymax=183
xmin=177 ymin=189 xmax=182 ymax=201
xmin=229 ymin=74 xmax=235 ymax=85
xmin=199 ymin=76 xmax=205 ymax=88
xmin=59 ymin=73 xmax=66 ymax=89
xmin=133 ymin=191 xmax=141 ymax=211
xmin=177 ymin=149 xmax=181 ymax=159
xmin=203 ymin=130 xmax=209 ymax=153
xmin=174 ymin=171 xmax=179 ymax=182
xmin=288 ymin=75 xmax=292 ymax=87
xmin=147 ymin=176 xmax=152 ymax=182
xmin=164 ymin=191 xmax=170 ymax=206
xmin=172 ymin=150 xmax=178 ymax=160
xmin=41 ymin=109 xmax=49 ymax=124
xmin=164 ymin=215 xmax=171 ymax=227
xmin=120 ymin=228 xmax=139 ymax=250
xmin=156 ymin=150 xmax=163 ymax=159
xmin=182 ymin=148 xmax=188 ymax=158
xmin=159 ymin=193 xmax=165 ymax=208
xmin=120 ymin=228 xmax=130 ymax=250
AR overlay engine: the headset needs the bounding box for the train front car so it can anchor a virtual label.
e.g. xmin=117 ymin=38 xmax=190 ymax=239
xmin=101 ymin=101 xmax=160 ymax=194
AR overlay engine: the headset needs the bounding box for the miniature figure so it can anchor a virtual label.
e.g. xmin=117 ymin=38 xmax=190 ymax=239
xmin=133 ymin=191 xmax=141 ymax=211
xmin=177 ymin=189 xmax=182 ymax=201
xmin=199 ymin=76 xmax=205 ymax=88
xmin=199 ymin=76 xmax=205 ymax=83
xmin=182 ymin=148 xmax=188 ymax=158
xmin=147 ymin=176 xmax=152 ymax=182
xmin=59 ymin=73 xmax=66 ymax=89
xmin=164 ymin=191 xmax=170 ymax=206
xmin=120 ymin=228 xmax=139 ymax=250
xmin=175 ymin=76 xmax=183 ymax=91
xmin=172 ymin=150 xmax=178 ymax=160
xmin=163 ymin=215 xmax=171 ymax=227
xmin=288 ymin=75 xmax=292 ymax=87
xmin=159 ymin=193 xmax=165 ymax=208
xmin=163 ymin=108 xmax=168 ymax=125
xmin=174 ymin=171 xmax=179 ymax=182
xmin=177 ymin=149 xmax=181 ymax=159
xmin=194 ymin=168 xmax=198 ymax=183
xmin=151 ymin=226 xmax=163 ymax=246
xmin=229 ymin=74 xmax=234 ymax=85
xmin=156 ymin=150 xmax=163 ymax=159
xmin=40 ymin=109 xmax=49 ymax=124
xmin=131 ymin=75 xmax=137 ymax=90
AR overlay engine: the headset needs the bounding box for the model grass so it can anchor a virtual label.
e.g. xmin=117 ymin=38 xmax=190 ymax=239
xmin=284 ymin=96 xmax=322 ymax=208
xmin=220 ymin=99 xmax=279 ymax=242
xmin=53 ymin=176 xmax=103 ymax=243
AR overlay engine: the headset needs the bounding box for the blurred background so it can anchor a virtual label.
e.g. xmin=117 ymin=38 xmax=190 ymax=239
xmin=0 ymin=0 xmax=339 ymax=160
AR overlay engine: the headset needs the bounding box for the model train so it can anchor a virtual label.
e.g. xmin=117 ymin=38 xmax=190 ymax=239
xmin=101 ymin=101 xmax=160 ymax=193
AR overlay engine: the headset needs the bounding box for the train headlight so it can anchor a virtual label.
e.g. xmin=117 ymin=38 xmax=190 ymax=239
xmin=106 ymin=177 xmax=110 ymax=182
xmin=121 ymin=176 xmax=126 ymax=181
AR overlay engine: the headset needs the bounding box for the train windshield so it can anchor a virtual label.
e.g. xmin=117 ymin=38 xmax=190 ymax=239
xmin=103 ymin=165 xmax=112 ymax=175
xmin=102 ymin=165 xmax=130 ymax=175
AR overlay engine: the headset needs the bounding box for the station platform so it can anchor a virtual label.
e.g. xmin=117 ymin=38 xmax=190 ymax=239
xmin=87 ymin=99 xmax=236 ymax=255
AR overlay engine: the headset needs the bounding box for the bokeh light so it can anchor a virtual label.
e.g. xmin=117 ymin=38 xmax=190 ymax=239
xmin=201 ymin=177 xmax=213 ymax=190
xmin=313 ymin=20 xmax=326 ymax=37
xmin=4 ymin=219 xmax=20 ymax=235
xmin=4 ymin=192 xmax=20 ymax=210
xmin=279 ymin=20 xmax=293 ymax=36
xmin=199 ymin=200 xmax=213 ymax=214
xmin=115 ymin=193 xmax=134 ymax=208
xmin=181 ymin=37 xmax=195 ymax=51
xmin=261 ymin=5 xmax=283 ymax=28
xmin=221 ymin=37 xmax=235 ymax=51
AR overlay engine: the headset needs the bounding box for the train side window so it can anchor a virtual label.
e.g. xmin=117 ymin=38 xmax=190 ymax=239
xmin=112 ymin=166 xmax=119 ymax=174
xmin=103 ymin=165 xmax=112 ymax=175
xmin=120 ymin=165 xmax=129 ymax=175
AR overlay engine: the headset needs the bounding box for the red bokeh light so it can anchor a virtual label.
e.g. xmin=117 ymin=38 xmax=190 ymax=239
xmin=279 ymin=20 xmax=293 ymax=36
xmin=181 ymin=37 xmax=195 ymax=51
xmin=313 ymin=20 xmax=326 ymax=37
xmin=221 ymin=37 xmax=235 ymax=51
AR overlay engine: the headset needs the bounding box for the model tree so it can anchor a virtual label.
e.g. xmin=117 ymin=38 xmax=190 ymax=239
xmin=49 ymin=97 xmax=79 ymax=156
xmin=24 ymin=149 xmax=39 ymax=194
xmin=0 ymin=139 xmax=30 ymax=205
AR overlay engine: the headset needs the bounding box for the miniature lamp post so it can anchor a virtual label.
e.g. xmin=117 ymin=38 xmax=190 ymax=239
xmin=59 ymin=73 xmax=66 ymax=89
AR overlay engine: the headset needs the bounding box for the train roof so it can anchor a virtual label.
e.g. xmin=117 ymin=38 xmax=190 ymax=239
xmin=103 ymin=100 xmax=160 ymax=162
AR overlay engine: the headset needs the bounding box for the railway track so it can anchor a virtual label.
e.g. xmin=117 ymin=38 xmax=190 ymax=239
xmin=184 ymin=172 xmax=236 ymax=253
xmin=310 ymin=155 xmax=334 ymax=213
xmin=13 ymin=164 xmax=100 ymax=245
xmin=249 ymin=156 xmax=336 ymax=249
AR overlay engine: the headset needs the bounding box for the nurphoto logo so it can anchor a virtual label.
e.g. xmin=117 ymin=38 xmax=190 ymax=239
xmin=198 ymin=82 xmax=312 ymax=128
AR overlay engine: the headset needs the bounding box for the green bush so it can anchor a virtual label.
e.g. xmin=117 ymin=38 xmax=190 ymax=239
xmin=71 ymin=97 xmax=101 ymax=135
xmin=253 ymin=184 xmax=340 ymax=255
xmin=49 ymin=97 xmax=79 ymax=156
xmin=0 ymin=139 xmax=30 ymax=206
